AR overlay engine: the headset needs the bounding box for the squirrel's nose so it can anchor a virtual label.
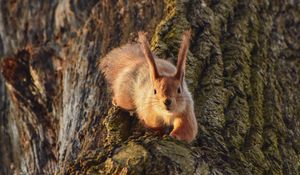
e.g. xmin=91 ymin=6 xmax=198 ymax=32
xmin=164 ymin=98 xmax=172 ymax=107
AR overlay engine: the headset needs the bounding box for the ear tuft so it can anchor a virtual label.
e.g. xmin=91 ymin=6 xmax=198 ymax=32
xmin=138 ymin=31 xmax=160 ymax=80
xmin=181 ymin=30 xmax=192 ymax=44
xmin=138 ymin=31 xmax=148 ymax=44
xmin=175 ymin=30 xmax=192 ymax=81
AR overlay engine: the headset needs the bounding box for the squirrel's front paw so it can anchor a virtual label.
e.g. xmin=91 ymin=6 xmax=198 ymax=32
xmin=170 ymin=117 xmax=197 ymax=143
xmin=170 ymin=130 xmax=194 ymax=143
xmin=170 ymin=131 xmax=181 ymax=140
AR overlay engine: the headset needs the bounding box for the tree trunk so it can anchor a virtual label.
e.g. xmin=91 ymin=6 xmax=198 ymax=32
xmin=0 ymin=0 xmax=299 ymax=174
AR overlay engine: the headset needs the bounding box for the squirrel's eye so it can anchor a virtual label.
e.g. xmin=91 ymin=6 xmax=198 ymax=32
xmin=177 ymin=87 xmax=181 ymax=94
xmin=154 ymin=89 xmax=157 ymax=95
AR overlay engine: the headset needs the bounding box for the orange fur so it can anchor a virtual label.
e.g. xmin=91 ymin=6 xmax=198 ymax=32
xmin=99 ymin=31 xmax=198 ymax=142
xmin=170 ymin=105 xmax=198 ymax=142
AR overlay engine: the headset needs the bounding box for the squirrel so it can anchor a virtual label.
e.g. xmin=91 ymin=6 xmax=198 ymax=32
xmin=99 ymin=31 xmax=198 ymax=142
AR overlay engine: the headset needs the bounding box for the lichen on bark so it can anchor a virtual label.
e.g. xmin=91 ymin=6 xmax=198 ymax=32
xmin=0 ymin=0 xmax=299 ymax=174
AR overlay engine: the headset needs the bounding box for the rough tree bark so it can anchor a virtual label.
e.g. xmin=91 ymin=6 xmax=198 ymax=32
xmin=0 ymin=0 xmax=299 ymax=174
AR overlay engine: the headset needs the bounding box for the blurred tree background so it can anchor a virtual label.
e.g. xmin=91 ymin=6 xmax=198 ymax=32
xmin=0 ymin=0 xmax=299 ymax=174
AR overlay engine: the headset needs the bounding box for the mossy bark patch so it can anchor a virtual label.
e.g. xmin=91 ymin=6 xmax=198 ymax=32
xmin=0 ymin=0 xmax=299 ymax=174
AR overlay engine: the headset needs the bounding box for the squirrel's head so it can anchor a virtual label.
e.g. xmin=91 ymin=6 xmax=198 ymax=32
xmin=151 ymin=76 xmax=187 ymax=114
xmin=138 ymin=30 xmax=191 ymax=114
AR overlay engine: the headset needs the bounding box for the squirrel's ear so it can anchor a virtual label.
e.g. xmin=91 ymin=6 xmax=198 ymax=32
xmin=138 ymin=31 xmax=160 ymax=81
xmin=175 ymin=30 xmax=191 ymax=81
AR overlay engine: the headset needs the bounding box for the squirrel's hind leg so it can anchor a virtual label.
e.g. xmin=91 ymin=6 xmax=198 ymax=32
xmin=112 ymin=98 xmax=118 ymax=106
xmin=112 ymin=94 xmax=135 ymax=111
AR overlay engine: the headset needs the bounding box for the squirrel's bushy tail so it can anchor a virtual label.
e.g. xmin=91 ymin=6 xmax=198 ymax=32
xmin=99 ymin=43 xmax=144 ymax=85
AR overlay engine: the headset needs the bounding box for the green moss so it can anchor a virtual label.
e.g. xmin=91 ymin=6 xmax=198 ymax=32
xmin=151 ymin=0 xmax=190 ymax=58
xmin=101 ymin=142 xmax=150 ymax=174
xmin=151 ymin=140 xmax=195 ymax=174
xmin=103 ymin=107 xmax=131 ymax=145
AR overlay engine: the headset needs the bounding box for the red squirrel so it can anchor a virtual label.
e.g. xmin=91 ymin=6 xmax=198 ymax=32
xmin=99 ymin=31 xmax=198 ymax=142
